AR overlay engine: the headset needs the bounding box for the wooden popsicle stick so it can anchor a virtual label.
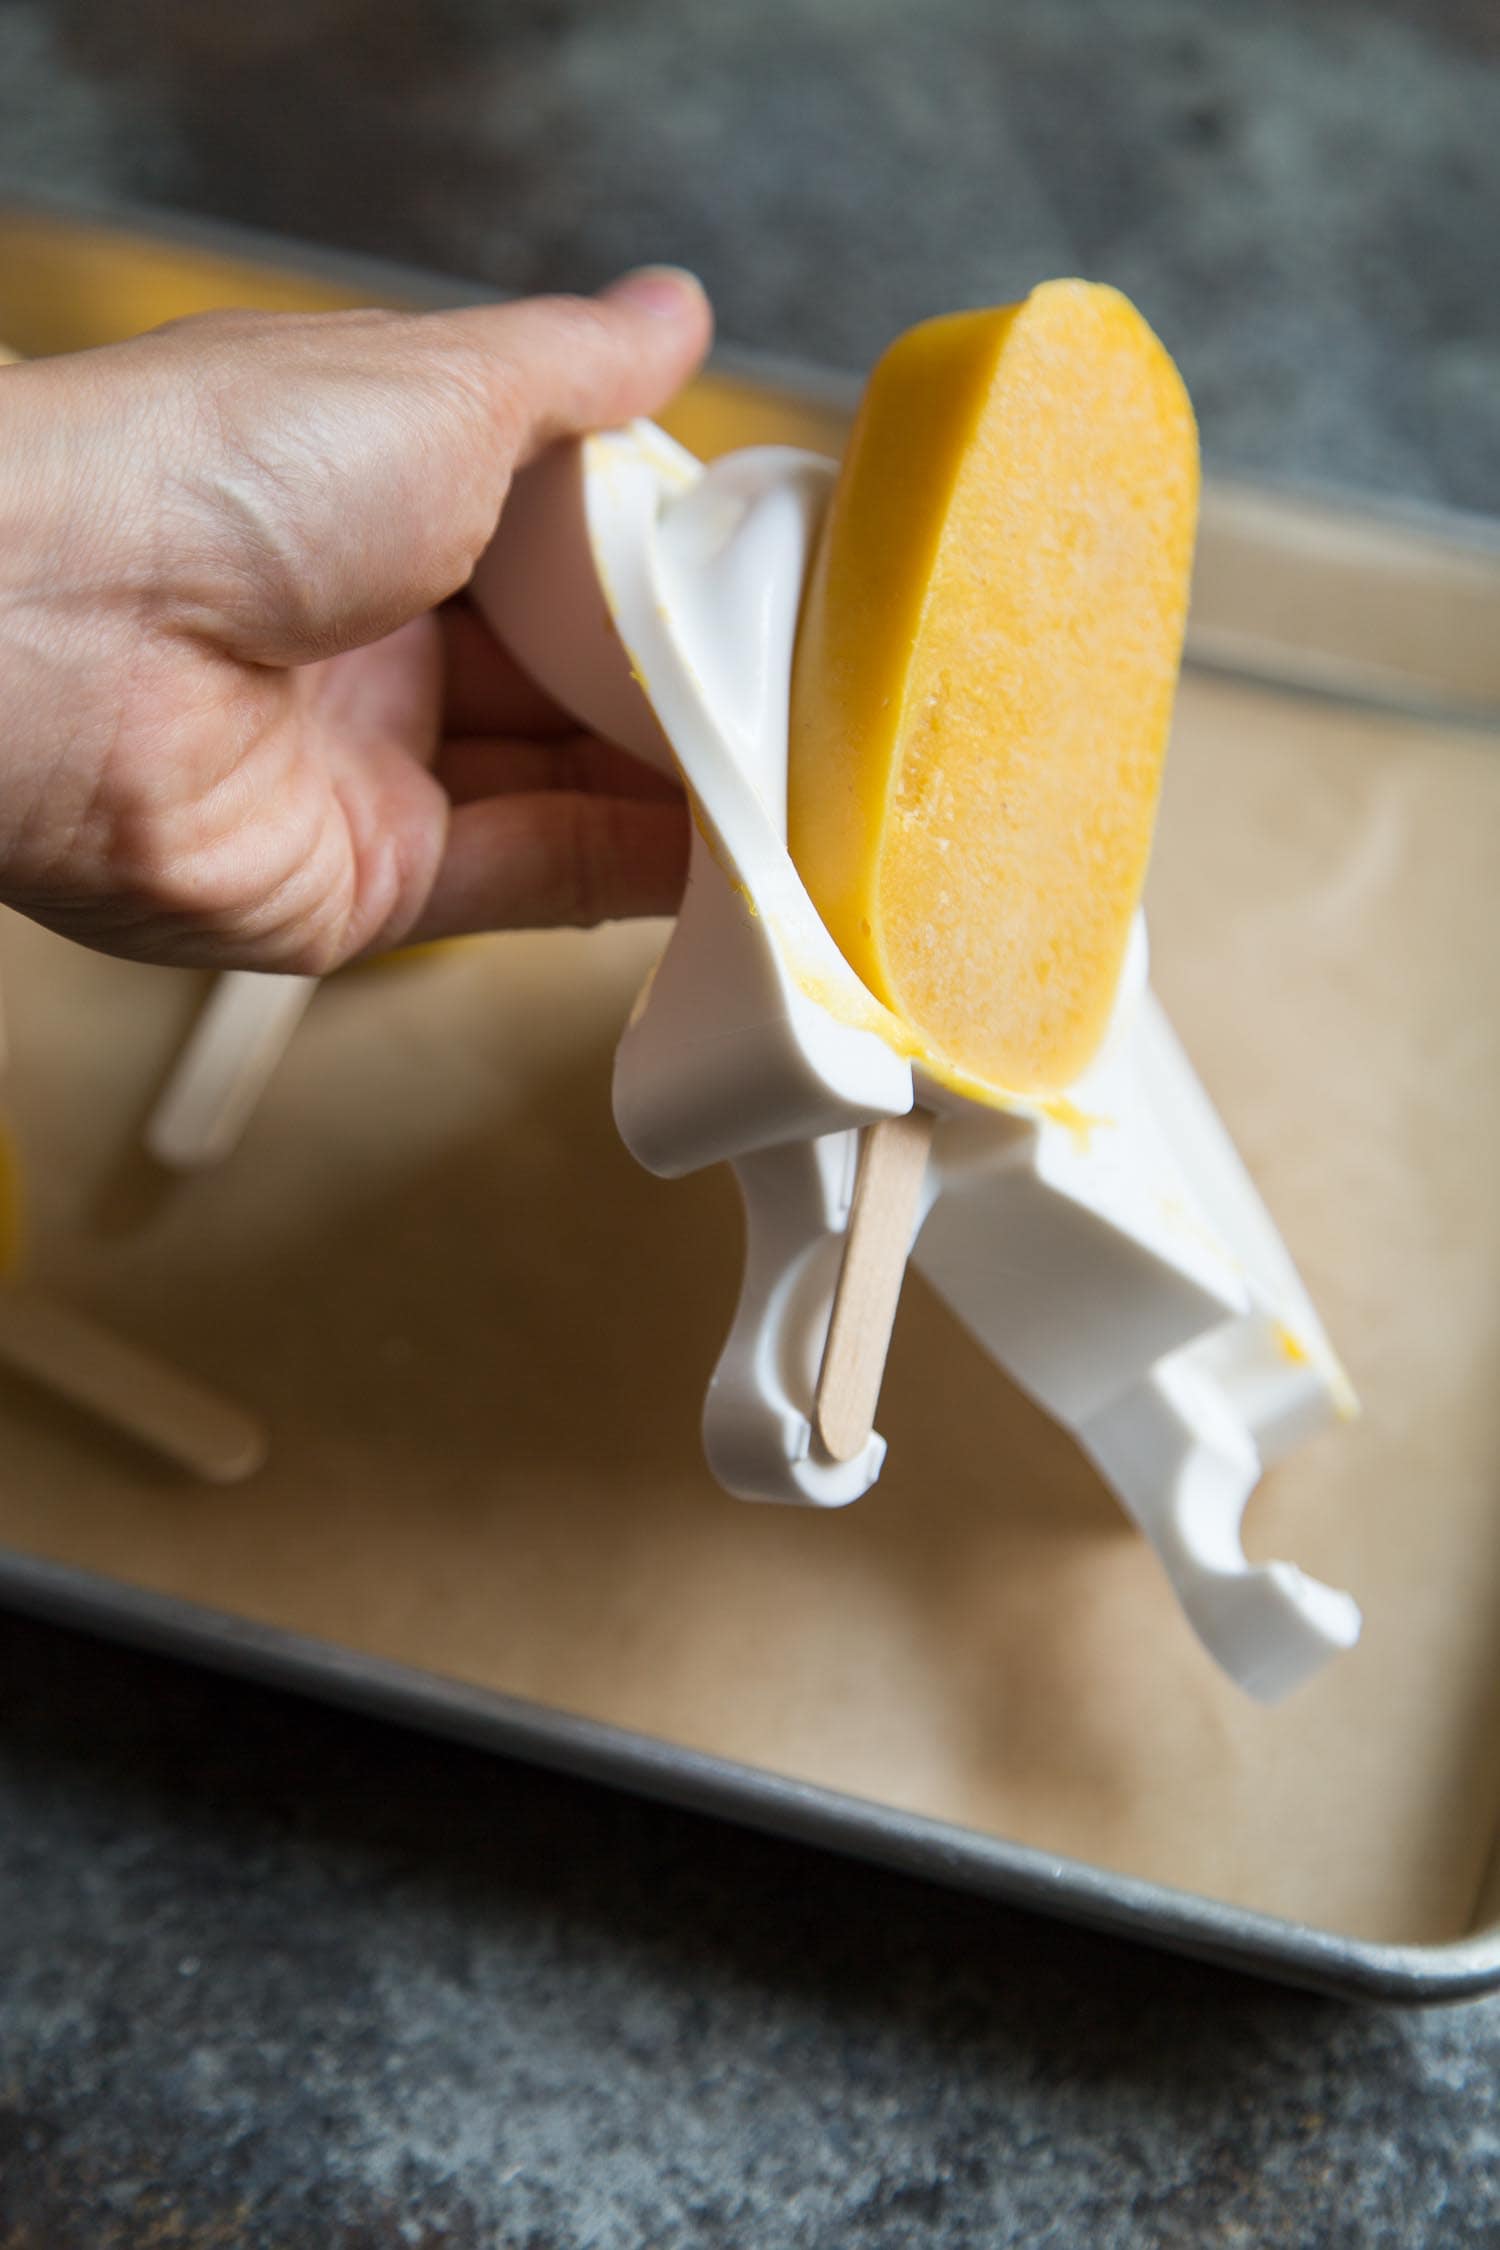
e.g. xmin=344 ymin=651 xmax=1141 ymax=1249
xmin=145 ymin=970 xmax=319 ymax=1171
xmin=814 ymin=1107 xmax=936 ymax=1462
xmin=0 ymin=1288 xmax=267 ymax=1483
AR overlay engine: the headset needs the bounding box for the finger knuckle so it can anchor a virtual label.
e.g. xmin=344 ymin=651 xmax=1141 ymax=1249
xmin=102 ymin=793 xmax=347 ymax=974
xmin=541 ymin=293 xmax=617 ymax=355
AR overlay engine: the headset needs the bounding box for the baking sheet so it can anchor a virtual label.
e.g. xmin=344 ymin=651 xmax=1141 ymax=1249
xmin=3 ymin=198 xmax=1495 ymax=731
xmin=2 ymin=668 xmax=1497 ymax=1956
xmin=2 ymin=200 xmax=1498 ymax=1997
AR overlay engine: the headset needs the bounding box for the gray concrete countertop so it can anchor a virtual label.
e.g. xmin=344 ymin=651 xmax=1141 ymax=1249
xmin=3 ymin=1614 xmax=1499 ymax=2249
xmin=1 ymin=0 xmax=1497 ymax=512
xmin=0 ymin=2 xmax=1498 ymax=2242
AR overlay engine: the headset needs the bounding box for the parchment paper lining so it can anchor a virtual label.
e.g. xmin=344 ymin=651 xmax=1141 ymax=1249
xmin=1 ymin=671 xmax=1495 ymax=1948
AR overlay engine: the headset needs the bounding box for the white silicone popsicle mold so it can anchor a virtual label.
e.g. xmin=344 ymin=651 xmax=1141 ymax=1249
xmin=470 ymin=421 xmax=1361 ymax=1702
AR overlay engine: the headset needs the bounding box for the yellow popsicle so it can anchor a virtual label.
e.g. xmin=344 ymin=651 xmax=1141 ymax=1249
xmin=0 ymin=1118 xmax=21 ymax=1278
xmin=788 ymin=280 xmax=1198 ymax=1095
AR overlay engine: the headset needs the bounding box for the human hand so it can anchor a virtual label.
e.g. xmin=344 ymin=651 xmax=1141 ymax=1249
xmin=0 ymin=268 xmax=711 ymax=972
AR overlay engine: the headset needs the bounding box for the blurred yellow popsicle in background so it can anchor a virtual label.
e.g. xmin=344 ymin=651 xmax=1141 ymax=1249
xmin=788 ymin=280 xmax=1199 ymax=1097
xmin=0 ymin=1110 xmax=20 ymax=1279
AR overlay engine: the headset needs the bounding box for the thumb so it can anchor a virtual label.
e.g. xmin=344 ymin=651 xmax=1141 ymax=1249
xmin=462 ymin=266 xmax=715 ymax=465
xmin=143 ymin=270 xmax=712 ymax=665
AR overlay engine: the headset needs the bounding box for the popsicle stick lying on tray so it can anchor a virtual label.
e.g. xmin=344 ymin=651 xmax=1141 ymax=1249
xmin=146 ymin=970 xmax=319 ymax=1171
xmin=0 ymin=1288 xmax=267 ymax=1483
xmin=1 ymin=960 xmax=267 ymax=1483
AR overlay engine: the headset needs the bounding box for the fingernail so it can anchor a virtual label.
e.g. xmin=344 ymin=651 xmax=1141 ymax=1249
xmin=601 ymin=264 xmax=706 ymax=319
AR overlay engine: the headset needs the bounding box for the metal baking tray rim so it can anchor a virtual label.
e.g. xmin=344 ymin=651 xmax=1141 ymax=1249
xmin=4 ymin=193 xmax=1499 ymax=2011
xmin=6 ymin=187 xmax=1499 ymax=573
xmin=2 ymin=1546 xmax=1494 ymax=2008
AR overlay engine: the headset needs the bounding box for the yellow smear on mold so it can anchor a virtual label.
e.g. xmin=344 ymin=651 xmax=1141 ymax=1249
xmin=1275 ymin=1318 xmax=1359 ymax=1422
xmin=775 ymin=916 xmax=1106 ymax=1146
xmin=1035 ymin=1093 xmax=1106 ymax=1151
xmin=788 ymin=281 xmax=1198 ymax=1098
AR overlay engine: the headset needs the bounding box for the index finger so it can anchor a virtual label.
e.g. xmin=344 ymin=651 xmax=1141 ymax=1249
xmin=138 ymin=271 xmax=712 ymax=668
xmin=434 ymin=268 xmax=714 ymax=466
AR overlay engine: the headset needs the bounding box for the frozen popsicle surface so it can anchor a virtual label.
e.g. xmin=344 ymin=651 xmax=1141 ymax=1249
xmin=787 ymin=281 xmax=1198 ymax=1095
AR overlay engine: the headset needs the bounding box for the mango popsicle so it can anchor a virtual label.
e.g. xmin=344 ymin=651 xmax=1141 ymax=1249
xmin=788 ymin=280 xmax=1199 ymax=1096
